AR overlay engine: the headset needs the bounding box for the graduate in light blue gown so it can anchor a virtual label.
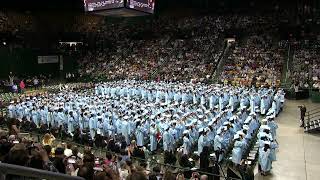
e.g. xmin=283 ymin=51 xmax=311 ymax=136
xmin=31 ymin=108 xmax=40 ymax=128
xmin=96 ymin=116 xmax=104 ymax=136
xmin=67 ymin=111 xmax=75 ymax=136
xmin=135 ymin=121 xmax=144 ymax=147
xmin=269 ymin=139 xmax=278 ymax=162
xmin=8 ymin=102 xmax=16 ymax=118
xmin=47 ymin=109 xmax=54 ymax=128
xmin=89 ymin=114 xmax=97 ymax=139
xmin=182 ymin=130 xmax=191 ymax=155
xmin=228 ymin=94 xmax=235 ymax=112
xmin=169 ymin=121 xmax=178 ymax=142
xmin=197 ymin=129 xmax=207 ymax=155
xmin=267 ymin=118 xmax=278 ymax=140
xmin=232 ymin=133 xmax=244 ymax=165
xmin=121 ymin=117 xmax=130 ymax=145
xmin=83 ymin=113 xmax=90 ymax=130
xmin=16 ymin=105 xmax=24 ymax=120
xmin=259 ymin=141 xmax=272 ymax=175
xmin=206 ymin=126 xmax=215 ymax=146
xmin=214 ymin=129 xmax=223 ymax=162
xmin=150 ymin=123 xmax=158 ymax=152
xmin=57 ymin=109 xmax=65 ymax=128
xmin=219 ymin=94 xmax=224 ymax=112
xmin=260 ymin=95 xmax=268 ymax=115
xmin=163 ymin=127 xmax=171 ymax=152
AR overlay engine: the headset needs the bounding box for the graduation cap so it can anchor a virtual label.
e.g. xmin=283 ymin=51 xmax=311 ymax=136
xmin=233 ymin=134 xmax=240 ymax=140
xmin=243 ymin=125 xmax=249 ymax=130
xmin=260 ymin=125 xmax=271 ymax=131
xmin=263 ymin=141 xmax=271 ymax=145
xmin=217 ymin=128 xmax=222 ymax=135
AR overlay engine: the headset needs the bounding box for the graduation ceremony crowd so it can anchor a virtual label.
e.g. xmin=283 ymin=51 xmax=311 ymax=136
xmin=221 ymin=35 xmax=285 ymax=87
xmin=77 ymin=14 xmax=286 ymax=83
xmin=2 ymin=79 xmax=283 ymax=179
xmin=290 ymin=39 xmax=320 ymax=90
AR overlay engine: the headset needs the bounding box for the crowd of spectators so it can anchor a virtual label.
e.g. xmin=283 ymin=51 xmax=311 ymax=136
xmin=76 ymin=14 xmax=288 ymax=83
xmin=0 ymin=119 xmax=217 ymax=180
xmin=221 ymin=35 xmax=285 ymax=87
xmin=77 ymin=16 xmax=228 ymax=82
xmin=290 ymin=39 xmax=320 ymax=90
xmin=0 ymin=73 xmax=52 ymax=93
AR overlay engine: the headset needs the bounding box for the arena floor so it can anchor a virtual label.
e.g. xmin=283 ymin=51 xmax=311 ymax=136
xmin=255 ymin=99 xmax=320 ymax=180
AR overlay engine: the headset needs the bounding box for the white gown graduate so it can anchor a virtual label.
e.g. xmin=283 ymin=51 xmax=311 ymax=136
xmin=182 ymin=132 xmax=191 ymax=155
xmin=163 ymin=129 xmax=171 ymax=151
xmin=135 ymin=124 xmax=145 ymax=147
xmin=89 ymin=116 xmax=97 ymax=138
xmin=197 ymin=129 xmax=207 ymax=155
xmin=121 ymin=119 xmax=130 ymax=145
xmin=150 ymin=124 xmax=157 ymax=152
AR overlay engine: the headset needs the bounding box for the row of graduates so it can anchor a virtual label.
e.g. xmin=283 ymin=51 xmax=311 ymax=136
xmin=6 ymin=82 xmax=282 ymax=159
xmin=7 ymin=81 xmax=283 ymax=132
xmin=230 ymin=116 xmax=279 ymax=173
xmin=95 ymin=81 xmax=284 ymax=114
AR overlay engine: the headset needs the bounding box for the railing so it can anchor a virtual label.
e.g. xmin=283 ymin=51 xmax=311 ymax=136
xmin=307 ymin=107 xmax=320 ymax=114
xmin=213 ymin=41 xmax=231 ymax=82
xmin=284 ymin=44 xmax=291 ymax=85
xmin=0 ymin=163 xmax=84 ymax=180
xmin=305 ymin=108 xmax=320 ymax=127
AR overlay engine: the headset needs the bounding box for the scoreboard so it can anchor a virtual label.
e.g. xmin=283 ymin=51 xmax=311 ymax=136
xmin=84 ymin=0 xmax=124 ymax=12
xmin=127 ymin=0 xmax=155 ymax=14
xmin=84 ymin=0 xmax=155 ymax=15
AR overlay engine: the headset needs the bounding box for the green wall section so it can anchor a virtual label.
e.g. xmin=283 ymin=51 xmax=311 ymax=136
xmin=0 ymin=48 xmax=61 ymax=78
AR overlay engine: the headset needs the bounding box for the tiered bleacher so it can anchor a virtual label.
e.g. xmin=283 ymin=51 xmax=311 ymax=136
xmin=221 ymin=35 xmax=285 ymax=87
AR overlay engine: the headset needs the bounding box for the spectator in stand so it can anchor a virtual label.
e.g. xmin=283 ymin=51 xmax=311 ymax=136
xmin=42 ymin=133 xmax=55 ymax=146
xmin=19 ymin=80 xmax=25 ymax=93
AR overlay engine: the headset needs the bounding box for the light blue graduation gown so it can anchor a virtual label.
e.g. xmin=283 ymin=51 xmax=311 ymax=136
xmin=270 ymin=141 xmax=278 ymax=161
xmin=198 ymin=135 xmax=206 ymax=155
xmin=136 ymin=125 xmax=144 ymax=147
xmin=121 ymin=121 xmax=130 ymax=144
xmin=232 ymin=140 xmax=244 ymax=164
xmin=31 ymin=110 xmax=39 ymax=127
xmin=183 ymin=136 xmax=191 ymax=155
xmin=214 ymin=134 xmax=223 ymax=151
xmin=163 ymin=131 xmax=171 ymax=151
xmin=150 ymin=127 xmax=157 ymax=151
xmin=89 ymin=117 xmax=97 ymax=138
xmin=8 ymin=105 xmax=15 ymax=118
xmin=259 ymin=148 xmax=272 ymax=172
xmin=67 ymin=115 xmax=75 ymax=135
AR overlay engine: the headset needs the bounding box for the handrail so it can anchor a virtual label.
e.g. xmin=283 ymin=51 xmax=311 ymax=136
xmin=307 ymin=110 xmax=320 ymax=117
xmin=305 ymin=109 xmax=320 ymax=128
xmin=213 ymin=40 xmax=230 ymax=82
xmin=285 ymin=44 xmax=291 ymax=84
xmin=0 ymin=162 xmax=84 ymax=180
xmin=306 ymin=107 xmax=320 ymax=114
